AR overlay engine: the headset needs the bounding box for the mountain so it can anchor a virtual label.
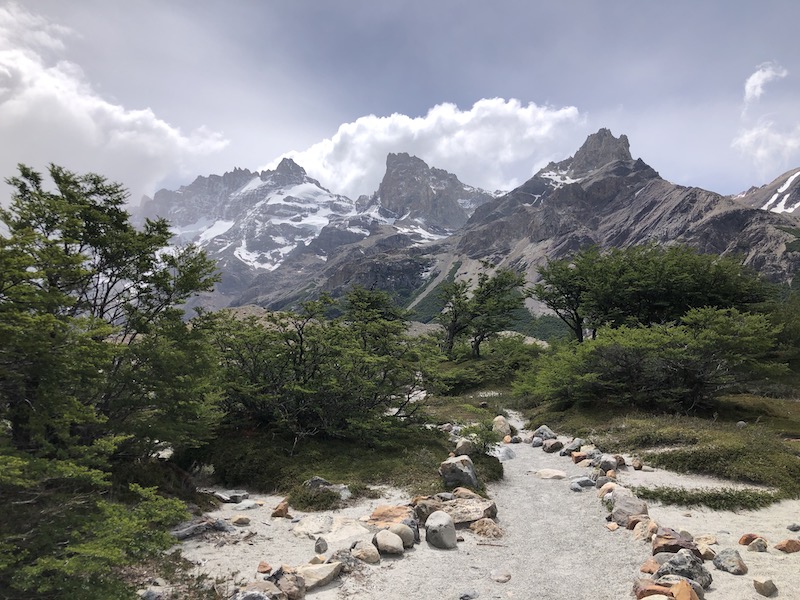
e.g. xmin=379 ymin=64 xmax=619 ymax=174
xmin=232 ymin=128 xmax=800 ymax=312
xmin=135 ymin=154 xmax=496 ymax=308
xmin=736 ymin=167 xmax=800 ymax=215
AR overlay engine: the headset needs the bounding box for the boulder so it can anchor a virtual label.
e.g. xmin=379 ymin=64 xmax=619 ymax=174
xmin=294 ymin=562 xmax=342 ymax=590
xmin=541 ymin=439 xmax=563 ymax=453
xmin=388 ymin=523 xmax=415 ymax=548
xmin=571 ymin=451 xmax=589 ymax=463
xmin=492 ymin=415 xmax=512 ymax=437
xmin=351 ymin=540 xmax=380 ymax=564
xmin=324 ymin=516 xmax=372 ymax=546
xmin=611 ymin=494 xmax=649 ymax=528
xmin=425 ymin=510 xmax=457 ymax=549
xmin=632 ymin=457 xmax=644 ymax=470
xmin=712 ymin=548 xmax=748 ymax=575
xmin=372 ymin=529 xmax=404 ymax=555
xmin=532 ymin=424 xmax=557 ymax=440
xmin=439 ymin=455 xmax=479 ymax=489
xmin=454 ymin=437 xmax=477 ymax=456
xmin=654 ymin=549 xmax=712 ymax=589
xmin=452 ymin=487 xmax=482 ymax=499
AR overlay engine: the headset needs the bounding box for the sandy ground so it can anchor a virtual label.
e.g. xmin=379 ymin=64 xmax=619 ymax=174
xmin=180 ymin=420 xmax=800 ymax=600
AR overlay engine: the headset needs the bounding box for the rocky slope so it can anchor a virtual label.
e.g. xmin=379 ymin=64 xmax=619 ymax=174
xmin=736 ymin=167 xmax=800 ymax=215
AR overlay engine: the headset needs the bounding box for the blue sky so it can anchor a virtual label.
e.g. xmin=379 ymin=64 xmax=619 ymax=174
xmin=3 ymin=1 xmax=800 ymax=203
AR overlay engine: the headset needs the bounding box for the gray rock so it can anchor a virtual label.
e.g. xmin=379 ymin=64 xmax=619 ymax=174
xmin=541 ymin=439 xmax=563 ymax=453
xmin=454 ymin=437 xmax=477 ymax=456
xmin=569 ymin=482 xmax=584 ymax=492
xmin=747 ymin=537 xmax=768 ymax=552
xmin=439 ymin=455 xmax=479 ymax=489
xmin=490 ymin=446 xmax=516 ymax=462
xmin=329 ymin=549 xmax=362 ymax=573
xmin=713 ymin=548 xmax=748 ymax=575
xmin=294 ymin=562 xmax=343 ymax=590
xmin=532 ymin=424 xmax=557 ymax=440
xmin=788 ymin=523 xmax=800 ymax=532
xmin=373 ymin=529 xmax=404 ymax=555
xmin=654 ymin=548 xmax=713 ymax=589
xmin=560 ymin=437 xmax=585 ymax=456
xmin=388 ymin=523 xmax=415 ymax=548
xmin=510 ymin=435 xmax=522 ymax=443
xmin=570 ymin=476 xmax=595 ymax=488
xmin=531 ymin=436 xmax=543 ymax=448
xmin=434 ymin=492 xmax=455 ymax=501
xmin=233 ymin=499 xmax=259 ymax=511
xmin=595 ymin=453 xmax=619 ymax=472
xmin=314 ymin=537 xmax=328 ymax=554
xmin=402 ymin=517 xmax=421 ymax=543
xmin=351 ymin=540 xmax=380 ymax=564
xmin=425 ymin=510 xmax=457 ymax=549
xmin=213 ymin=489 xmax=249 ymax=503
xmin=611 ymin=494 xmax=649 ymax=527
xmin=753 ymin=578 xmax=778 ymax=597
xmin=459 ymin=591 xmax=480 ymax=600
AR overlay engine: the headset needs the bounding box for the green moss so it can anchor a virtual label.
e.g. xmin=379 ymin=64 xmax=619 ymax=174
xmin=634 ymin=486 xmax=778 ymax=511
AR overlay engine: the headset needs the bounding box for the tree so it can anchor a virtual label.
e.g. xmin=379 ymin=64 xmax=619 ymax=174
xmin=436 ymin=264 xmax=528 ymax=357
xmin=534 ymin=244 xmax=770 ymax=342
xmin=0 ymin=164 xmax=219 ymax=597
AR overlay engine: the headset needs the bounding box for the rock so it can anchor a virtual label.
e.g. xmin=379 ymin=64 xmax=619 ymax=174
xmin=402 ymin=518 xmax=421 ymax=543
xmin=595 ymin=453 xmax=619 ymax=472
xmin=697 ymin=543 xmax=716 ymax=560
xmin=611 ymin=494 xmax=649 ymax=527
xmin=570 ymin=476 xmax=595 ymax=488
xmin=747 ymin=537 xmax=768 ymax=552
xmin=535 ymin=468 xmax=566 ymax=479
xmin=736 ymin=420 xmax=747 ymax=428
xmin=215 ymin=489 xmax=249 ymax=503
xmin=659 ymin=577 xmax=703 ymax=600
xmin=753 ymin=578 xmax=778 ymax=597
xmin=351 ymin=540 xmax=380 ymax=564
xmin=414 ymin=496 xmax=497 ymax=526
xmin=452 ymin=487 xmax=483 ymax=499
xmin=614 ymin=454 xmax=627 ymax=467
xmin=492 ymin=415 xmax=511 ymax=437
xmin=633 ymin=520 xmax=656 ymax=542
xmin=738 ymin=532 xmax=765 ymax=545
xmin=257 ymin=560 xmax=272 ymax=574
xmin=774 ymin=538 xmax=800 ymax=553
xmin=490 ymin=567 xmax=511 ymax=583
xmin=639 ymin=557 xmax=660 ymax=574
xmin=171 ymin=520 xmax=213 ymax=540
xmin=652 ymin=527 xmax=701 ymax=558
xmin=367 ymin=504 xmax=415 ymax=528
xmin=788 ymin=523 xmax=800 ymax=532
xmin=560 ymin=437 xmax=584 ymax=456
xmin=439 ymin=455 xmax=479 ymax=489
xmin=693 ymin=534 xmax=717 ymax=545
xmin=271 ymin=499 xmax=292 ymax=519
xmin=425 ymin=510 xmax=457 ymax=549
xmin=294 ymin=562 xmax=342 ymax=590
xmin=571 ymin=451 xmax=589 ymax=463
xmin=324 ymin=517 xmax=372 ymax=546
xmin=654 ymin=548 xmax=712 ymax=589
xmin=314 ymin=537 xmax=328 ymax=554
xmin=713 ymin=548 xmax=748 ymax=575
xmin=388 ymin=523 xmax=415 ymax=548
xmin=274 ymin=573 xmax=305 ymax=600
xmin=606 ymin=469 xmax=617 ymax=479
xmin=469 ymin=518 xmax=503 ymax=538
xmin=490 ymin=446 xmax=516 ymax=462
xmin=233 ymin=499 xmax=259 ymax=511
xmin=308 ymin=555 xmax=325 ymax=564
xmin=531 ymin=436 xmax=543 ymax=448
xmin=510 ymin=435 xmax=522 ymax=443
xmin=292 ymin=515 xmax=332 ymax=539
xmin=632 ymin=458 xmax=644 ymax=470
xmin=606 ymin=522 xmax=619 ymax=531
xmin=532 ymin=424 xmax=557 ymax=440
xmin=502 ymin=435 xmax=512 ymax=444
xmin=459 ymin=590 xmax=480 ymax=600
xmin=232 ymin=515 xmax=251 ymax=526
xmin=633 ymin=579 xmax=673 ymax=599
xmin=454 ymin=437 xmax=477 ymax=456
xmin=541 ymin=439 xmax=563 ymax=453
xmin=569 ymin=482 xmax=583 ymax=492
xmin=373 ymin=529 xmax=404 ymax=555
xmin=232 ymin=580 xmax=288 ymax=600
xmin=597 ymin=481 xmax=619 ymax=497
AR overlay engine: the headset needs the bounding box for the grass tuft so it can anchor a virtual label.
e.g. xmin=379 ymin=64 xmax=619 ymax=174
xmin=633 ymin=486 xmax=778 ymax=511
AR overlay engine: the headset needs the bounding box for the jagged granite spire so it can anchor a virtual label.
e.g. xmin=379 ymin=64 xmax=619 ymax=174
xmin=569 ymin=128 xmax=632 ymax=176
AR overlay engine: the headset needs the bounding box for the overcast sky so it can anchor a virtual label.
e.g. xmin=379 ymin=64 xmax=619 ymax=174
xmin=3 ymin=1 xmax=800 ymax=205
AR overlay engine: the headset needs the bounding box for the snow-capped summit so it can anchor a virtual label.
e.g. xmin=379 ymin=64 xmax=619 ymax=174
xmin=736 ymin=167 xmax=800 ymax=215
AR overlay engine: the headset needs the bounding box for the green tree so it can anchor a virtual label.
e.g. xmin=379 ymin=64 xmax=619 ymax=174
xmin=0 ymin=164 xmax=219 ymax=598
xmin=436 ymin=265 xmax=528 ymax=357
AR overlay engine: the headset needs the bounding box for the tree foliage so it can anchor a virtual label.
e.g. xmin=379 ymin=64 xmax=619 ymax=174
xmin=534 ymin=244 xmax=769 ymax=342
xmin=514 ymin=307 xmax=785 ymax=412
xmin=436 ymin=264 xmax=528 ymax=357
xmin=0 ymin=164 xmax=219 ymax=597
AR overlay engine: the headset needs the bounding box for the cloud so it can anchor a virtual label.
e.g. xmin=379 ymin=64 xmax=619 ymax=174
xmin=744 ymin=61 xmax=788 ymax=105
xmin=0 ymin=2 xmax=228 ymax=205
xmin=265 ymin=98 xmax=583 ymax=199
xmin=732 ymin=120 xmax=800 ymax=174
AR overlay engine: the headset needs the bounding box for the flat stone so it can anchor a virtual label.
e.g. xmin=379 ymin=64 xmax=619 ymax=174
xmin=231 ymin=515 xmax=251 ymax=526
xmin=535 ymin=468 xmax=566 ymax=479
xmin=611 ymin=494 xmax=649 ymax=528
xmin=295 ymin=562 xmax=343 ymax=590
xmin=490 ymin=567 xmax=511 ymax=583
xmin=367 ymin=505 xmax=415 ymax=528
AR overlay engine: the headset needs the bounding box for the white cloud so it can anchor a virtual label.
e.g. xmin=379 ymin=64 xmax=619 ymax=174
xmin=0 ymin=2 xmax=228 ymax=205
xmin=744 ymin=61 xmax=788 ymax=106
xmin=265 ymin=98 xmax=583 ymax=199
xmin=732 ymin=120 xmax=800 ymax=175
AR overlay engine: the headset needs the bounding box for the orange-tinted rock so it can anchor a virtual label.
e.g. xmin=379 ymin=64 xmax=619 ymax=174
xmin=271 ymin=499 xmax=292 ymax=519
xmin=367 ymin=504 xmax=414 ymax=527
xmin=633 ymin=579 xmax=675 ymax=599
xmin=614 ymin=454 xmax=627 ymax=467
xmin=652 ymin=527 xmax=700 ymax=558
xmin=628 ymin=514 xmax=650 ymax=530
xmin=606 ymin=469 xmax=617 ymax=479
xmin=571 ymin=451 xmax=588 ymax=463
xmin=257 ymin=560 xmax=272 ymax=574
xmin=738 ymin=533 xmax=765 ymax=545
xmin=640 ymin=557 xmax=660 ymax=574
xmin=503 ymin=435 xmax=512 ymax=444
xmin=452 ymin=487 xmax=483 ymax=499
xmin=774 ymin=539 xmax=800 ymax=553
xmin=632 ymin=457 xmax=644 ymax=470
xmin=606 ymin=522 xmax=620 ymax=531
xmin=670 ymin=579 xmax=699 ymax=600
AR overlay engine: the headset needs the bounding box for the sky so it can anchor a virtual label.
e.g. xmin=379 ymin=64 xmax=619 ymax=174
xmin=2 ymin=1 xmax=800 ymax=206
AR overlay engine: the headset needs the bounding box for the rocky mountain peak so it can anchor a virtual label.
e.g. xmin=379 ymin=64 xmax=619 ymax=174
xmin=569 ymin=128 xmax=632 ymax=176
xmin=268 ymin=157 xmax=310 ymax=187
